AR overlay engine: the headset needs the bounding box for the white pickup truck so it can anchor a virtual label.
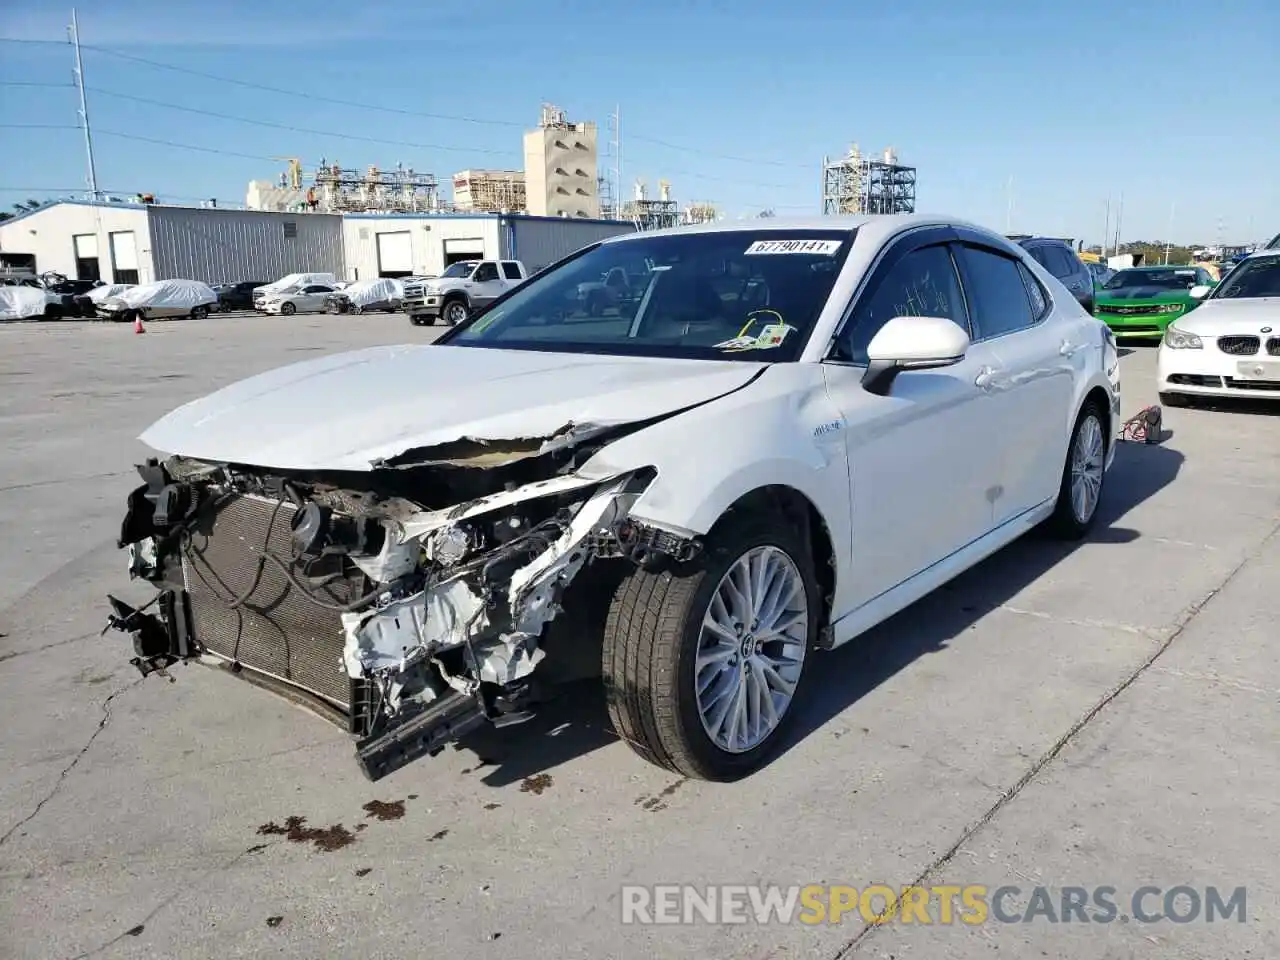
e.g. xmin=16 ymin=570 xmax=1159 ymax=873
xmin=405 ymin=259 xmax=528 ymax=326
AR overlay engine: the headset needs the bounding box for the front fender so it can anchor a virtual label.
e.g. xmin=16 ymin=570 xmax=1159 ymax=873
xmin=577 ymin=363 xmax=852 ymax=571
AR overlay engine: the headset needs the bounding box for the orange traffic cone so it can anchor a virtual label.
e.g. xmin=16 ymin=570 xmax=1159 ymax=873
xmin=134 ymin=314 xmax=145 ymax=334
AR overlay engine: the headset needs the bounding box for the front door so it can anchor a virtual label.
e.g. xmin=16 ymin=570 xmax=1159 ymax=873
xmin=469 ymin=262 xmax=506 ymax=305
xmin=821 ymin=237 xmax=1000 ymax=611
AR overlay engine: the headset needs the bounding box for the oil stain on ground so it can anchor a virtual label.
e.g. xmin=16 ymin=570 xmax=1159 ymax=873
xmin=257 ymin=816 xmax=356 ymax=852
xmin=520 ymin=773 xmax=553 ymax=795
xmin=362 ymin=799 xmax=406 ymax=821
xmin=634 ymin=778 xmax=688 ymax=812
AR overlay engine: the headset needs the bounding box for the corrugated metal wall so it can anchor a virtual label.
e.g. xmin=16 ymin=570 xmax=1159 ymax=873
xmin=147 ymin=207 xmax=344 ymax=283
xmin=505 ymin=218 xmax=637 ymax=275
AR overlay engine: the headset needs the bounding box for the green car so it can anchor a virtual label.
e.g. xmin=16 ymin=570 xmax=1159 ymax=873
xmin=1093 ymin=265 xmax=1218 ymax=338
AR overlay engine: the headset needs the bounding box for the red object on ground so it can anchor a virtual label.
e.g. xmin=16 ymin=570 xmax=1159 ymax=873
xmin=134 ymin=315 xmax=145 ymax=334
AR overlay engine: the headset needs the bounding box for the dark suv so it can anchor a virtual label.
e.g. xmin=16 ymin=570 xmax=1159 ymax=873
xmin=1010 ymin=236 xmax=1095 ymax=312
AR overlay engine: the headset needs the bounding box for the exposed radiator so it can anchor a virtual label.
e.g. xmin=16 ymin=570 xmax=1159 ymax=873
xmin=180 ymin=493 xmax=358 ymax=711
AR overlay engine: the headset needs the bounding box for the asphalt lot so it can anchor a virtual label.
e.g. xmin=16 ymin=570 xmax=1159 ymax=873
xmin=1 ymin=314 xmax=1278 ymax=959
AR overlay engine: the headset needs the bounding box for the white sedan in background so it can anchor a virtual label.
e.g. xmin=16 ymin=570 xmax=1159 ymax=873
xmin=261 ymin=283 xmax=339 ymax=315
xmin=107 ymin=215 xmax=1120 ymax=783
xmin=1158 ymin=249 xmax=1280 ymax=405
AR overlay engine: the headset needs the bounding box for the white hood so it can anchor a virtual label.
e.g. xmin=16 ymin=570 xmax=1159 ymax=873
xmin=1177 ymin=298 xmax=1280 ymax=335
xmin=140 ymin=344 xmax=765 ymax=471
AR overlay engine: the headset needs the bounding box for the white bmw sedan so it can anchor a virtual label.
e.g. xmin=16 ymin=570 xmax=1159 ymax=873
xmin=106 ymin=215 xmax=1120 ymax=783
xmin=1158 ymin=249 xmax=1280 ymax=405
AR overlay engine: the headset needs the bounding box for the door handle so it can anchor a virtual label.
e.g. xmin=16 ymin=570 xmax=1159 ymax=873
xmin=974 ymin=366 xmax=997 ymax=390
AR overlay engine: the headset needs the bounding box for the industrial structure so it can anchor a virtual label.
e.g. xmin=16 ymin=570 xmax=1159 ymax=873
xmin=821 ymin=144 xmax=917 ymax=216
xmin=619 ymin=179 xmax=681 ymax=231
xmin=451 ymin=170 xmax=526 ymax=213
xmin=522 ymin=103 xmax=600 ymax=219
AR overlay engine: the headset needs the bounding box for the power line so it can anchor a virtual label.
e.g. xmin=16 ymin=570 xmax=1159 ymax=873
xmin=0 ymin=123 xmax=79 ymax=129
xmin=87 ymin=87 xmax=517 ymax=158
xmin=77 ymin=44 xmax=804 ymax=171
xmin=0 ymin=80 xmax=74 ymax=88
xmin=95 ymin=129 xmax=280 ymax=162
xmin=83 ymin=44 xmax=524 ymax=129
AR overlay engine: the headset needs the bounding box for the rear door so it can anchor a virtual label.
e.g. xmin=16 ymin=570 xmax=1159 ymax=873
xmin=299 ymin=284 xmax=334 ymax=311
xmin=954 ymin=237 xmax=1077 ymax=526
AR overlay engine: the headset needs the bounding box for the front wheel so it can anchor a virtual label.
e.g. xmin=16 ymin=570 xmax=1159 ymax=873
xmin=279 ymin=301 xmax=296 ymax=316
xmin=602 ymin=514 xmax=818 ymax=781
xmin=1045 ymin=401 xmax=1108 ymax=539
xmin=442 ymin=299 xmax=468 ymax=326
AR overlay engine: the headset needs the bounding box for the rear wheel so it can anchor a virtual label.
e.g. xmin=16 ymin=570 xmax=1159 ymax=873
xmin=1045 ymin=401 xmax=1107 ymax=539
xmin=602 ymin=513 xmax=817 ymax=780
xmin=190 ymin=304 xmax=209 ymax=320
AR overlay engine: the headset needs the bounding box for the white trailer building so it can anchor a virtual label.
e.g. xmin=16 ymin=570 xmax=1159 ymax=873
xmin=0 ymin=201 xmax=344 ymax=284
xmin=341 ymin=213 xmax=636 ymax=280
xmin=1 ymin=202 xmax=634 ymax=287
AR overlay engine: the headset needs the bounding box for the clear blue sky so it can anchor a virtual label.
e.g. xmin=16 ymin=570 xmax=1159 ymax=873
xmin=1 ymin=0 xmax=1277 ymax=244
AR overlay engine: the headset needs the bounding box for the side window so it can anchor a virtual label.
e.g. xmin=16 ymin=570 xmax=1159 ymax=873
xmin=474 ymin=262 xmax=499 ymax=282
xmin=1017 ymin=262 xmax=1049 ymax=320
xmin=959 ymin=246 xmax=1036 ymax=339
xmin=1043 ymin=246 xmax=1074 ymax=279
xmin=837 ymin=244 xmax=969 ymax=363
xmin=501 ymin=262 xmax=522 ymax=280
xmin=1028 ymin=247 xmax=1051 ymax=270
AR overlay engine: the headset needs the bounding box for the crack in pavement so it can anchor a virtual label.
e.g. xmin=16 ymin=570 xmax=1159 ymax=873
xmin=66 ymin=841 xmax=280 ymax=960
xmin=0 ymin=470 xmax=132 ymax=495
xmin=831 ymin=520 xmax=1280 ymax=958
xmin=0 ymin=630 xmax=101 ymax=666
xmin=0 ymin=678 xmax=144 ymax=848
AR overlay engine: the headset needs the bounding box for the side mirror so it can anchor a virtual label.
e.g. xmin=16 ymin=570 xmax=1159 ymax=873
xmin=1188 ymin=285 xmax=1211 ymax=300
xmin=862 ymin=315 xmax=970 ymax=396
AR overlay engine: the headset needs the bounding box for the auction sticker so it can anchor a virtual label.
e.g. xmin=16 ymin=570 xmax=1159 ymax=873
xmin=744 ymin=239 xmax=843 ymax=256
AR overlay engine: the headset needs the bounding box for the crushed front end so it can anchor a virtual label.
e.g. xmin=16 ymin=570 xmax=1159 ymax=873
xmin=105 ymin=452 xmax=682 ymax=780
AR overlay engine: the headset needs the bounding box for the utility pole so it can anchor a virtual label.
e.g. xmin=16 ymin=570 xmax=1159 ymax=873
xmin=1163 ymin=200 xmax=1176 ymax=265
xmin=69 ymin=9 xmax=100 ymax=199
xmin=615 ymin=104 xmax=623 ymax=219
xmin=1113 ymin=193 xmax=1124 ymax=257
xmin=1005 ymin=175 xmax=1014 ymax=233
xmin=1103 ymin=197 xmax=1111 ymax=259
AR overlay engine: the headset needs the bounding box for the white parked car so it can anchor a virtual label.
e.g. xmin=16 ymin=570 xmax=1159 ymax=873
xmin=261 ymin=283 xmax=339 ymax=315
xmin=105 ymin=215 xmax=1120 ymax=782
xmin=1158 ymin=249 xmax=1280 ymax=405
xmin=98 ymin=279 xmax=218 ymax=322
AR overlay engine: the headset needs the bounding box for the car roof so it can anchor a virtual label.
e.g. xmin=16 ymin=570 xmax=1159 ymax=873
xmin=596 ymin=214 xmax=1002 ymax=248
xmin=1242 ymin=248 xmax=1280 ymax=261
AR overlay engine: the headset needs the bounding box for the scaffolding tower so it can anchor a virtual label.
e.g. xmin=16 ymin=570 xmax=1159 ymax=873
xmin=452 ymin=169 xmax=526 ymax=213
xmin=821 ymin=144 xmax=916 ymax=216
xmin=619 ymin=179 xmax=680 ymax=230
xmin=313 ymin=160 xmax=440 ymax=213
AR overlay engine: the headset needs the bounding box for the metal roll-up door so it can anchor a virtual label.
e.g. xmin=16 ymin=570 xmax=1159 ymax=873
xmin=375 ymin=231 xmax=413 ymax=277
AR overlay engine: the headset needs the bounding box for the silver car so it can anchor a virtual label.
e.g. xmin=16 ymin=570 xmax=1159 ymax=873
xmin=261 ymin=284 xmax=339 ymax=315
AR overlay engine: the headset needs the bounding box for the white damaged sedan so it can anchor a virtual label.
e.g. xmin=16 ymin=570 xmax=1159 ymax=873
xmin=106 ymin=216 xmax=1120 ymax=782
xmin=1158 ymin=250 xmax=1280 ymax=405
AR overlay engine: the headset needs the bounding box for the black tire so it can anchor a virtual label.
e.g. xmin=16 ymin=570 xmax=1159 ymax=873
xmin=1159 ymin=391 xmax=1192 ymax=408
xmin=279 ymin=301 xmax=296 ymax=316
xmin=601 ymin=512 xmax=819 ymax=781
xmin=190 ymin=304 xmax=209 ymax=320
xmin=1045 ymin=399 xmax=1108 ymax=540
xmin=441 ymin=297 xmax=468 ymax=326
xmin=410 ymin=315 xmax=427 ymax=326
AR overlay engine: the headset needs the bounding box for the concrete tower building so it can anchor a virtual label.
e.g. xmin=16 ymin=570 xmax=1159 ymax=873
xmin=523 ymin=104 xmax=600 ymax=219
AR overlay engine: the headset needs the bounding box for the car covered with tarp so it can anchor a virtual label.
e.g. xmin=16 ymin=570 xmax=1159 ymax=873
xmin=97 ymin=279 xmax=218 ymax=322
xmin=324 ymin=277 xmax=404 ymax=314
xmin=0 ymin=285 xmax=49 ymax=322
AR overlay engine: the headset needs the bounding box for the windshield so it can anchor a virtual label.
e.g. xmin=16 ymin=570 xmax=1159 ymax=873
xmin=1211 ymin=255 xmax=1280 ymax=299
xmin=441 ymin=230 xmax=854 ymax=361
xmin=1102 ymin=268 xmax=1199 ymax=291
xmin=440 ymin=262 xmax=477 ymax=279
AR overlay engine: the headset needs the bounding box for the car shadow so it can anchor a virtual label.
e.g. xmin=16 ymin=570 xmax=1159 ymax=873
xmin=777 ymin=437 xmax=1184 ymax=759
xmin=451 ymin=439 xmax=1185 ymax=785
